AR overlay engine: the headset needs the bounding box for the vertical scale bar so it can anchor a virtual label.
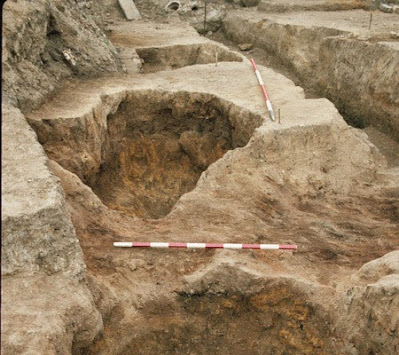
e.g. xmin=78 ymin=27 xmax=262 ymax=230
xmin=250 ymin=58 xmax=275 ymax=121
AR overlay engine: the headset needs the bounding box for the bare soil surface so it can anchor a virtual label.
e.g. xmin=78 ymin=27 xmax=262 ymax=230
xmin=108 ymin=20 xmax=243 ymax=72
xmin=2 ymin=1 xmax=399 ymax=355
xmin=365 ymin=126 xmax=399 ymax=167
xmin=93 ymin=91 xmax=242 ymax=219
xmin=26 ymin=54 xmax=399 ymax=354
xmin=1 ymin=0 xmax=123 ymax=111
xmin=257 ymin=8 xmax=399 ymax=34
xmin=258 ymin=0 xmax=369 ymax=12
xmin=209 ymin=31 xmax=399 ymax=169
xmin=217 ymin=7 xmax=399 ymax=160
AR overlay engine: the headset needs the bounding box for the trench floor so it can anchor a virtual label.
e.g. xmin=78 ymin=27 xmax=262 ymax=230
xmin=209 ymin=8 xmax=399 ymax=166
xmin=24 ymin=18 xmax=399 ymax=354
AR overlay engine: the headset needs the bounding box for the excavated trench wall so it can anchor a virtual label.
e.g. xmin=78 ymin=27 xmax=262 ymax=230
xmin=136 ymin=42 xmax=243 ymax=72
xmin=2 ymin=0 xmax=122 ymax=112
xmin=24 ymin=82 xmax=395 ymax=355
xmin=4 ymin=2 xmax=399 ymax=354
xmin=222 ymin=14 xmax=399 ymax=139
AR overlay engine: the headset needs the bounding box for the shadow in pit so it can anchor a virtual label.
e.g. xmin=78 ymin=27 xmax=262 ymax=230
xmin=94 ymin=277 xmax=343 ymax=355
xmin=27 ymin=90 xmax=263 ymax=219
xmin=93 ymin=91 xmax=263 ymax=219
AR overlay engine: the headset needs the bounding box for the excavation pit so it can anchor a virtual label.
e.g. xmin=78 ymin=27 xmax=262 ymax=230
xmin=90 ymin=91 xmax=260 ymax=219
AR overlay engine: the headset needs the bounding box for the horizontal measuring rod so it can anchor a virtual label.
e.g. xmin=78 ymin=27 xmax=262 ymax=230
xmin=250 ymin=58 xmax=275 ymax=121
xmin=114 ymin=242 xmax=297 ymax=250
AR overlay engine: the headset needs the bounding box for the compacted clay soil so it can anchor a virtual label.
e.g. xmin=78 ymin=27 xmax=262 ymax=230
xmin=2 ymin=1 xmax=398 ymax=355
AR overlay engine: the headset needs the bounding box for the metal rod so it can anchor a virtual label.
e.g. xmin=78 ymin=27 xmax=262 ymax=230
xmin=369 ymin=13 xmax=373 ymax=31
xmin=204 ymin=0 xmax=207 ymax=34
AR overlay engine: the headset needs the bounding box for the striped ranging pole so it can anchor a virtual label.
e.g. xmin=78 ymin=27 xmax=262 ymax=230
xmin=114 ymin=242 xmax=297 ymax=250
xmin=250 ymin=58 xmax=275 ymax=121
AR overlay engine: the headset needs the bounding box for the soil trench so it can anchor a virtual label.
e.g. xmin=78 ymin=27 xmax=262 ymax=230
xmin=2 ymin=2 xmax=399 ymax=355
xmin=219 ymin=9 xmax=399 ymax=142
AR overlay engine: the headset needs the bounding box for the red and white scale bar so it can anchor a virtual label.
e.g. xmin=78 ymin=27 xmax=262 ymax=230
xmin=114 ymin=242 xmax=297 ymax=250
xmin=250 ymin=58 xmax=275 ymax=121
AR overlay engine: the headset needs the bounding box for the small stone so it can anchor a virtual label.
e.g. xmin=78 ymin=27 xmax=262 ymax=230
xmin=379 ymin=4 xmax=393 ymax=13
xmin=118 ymin=0 xmax=142 ymax=20
xmin=127 ymin=260 xmax=138 ymax=271
xmin=62 ymin=49 xmax=77 ymax=67
xmin=238 ymin=43 xmax=253 ymax=51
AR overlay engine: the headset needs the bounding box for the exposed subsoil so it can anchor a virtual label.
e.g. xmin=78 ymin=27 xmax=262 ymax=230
xmin=218 ymin=8 xmax=399 ymax=141
xmin=27 ymin=70 xmax=399 ymax=353
xmin=209 ymin=31 xmax=399 ymax=167
xmin=107 ymin=20 xmax=243 ymax=73
xmin=93 ymin=92 xmax=243 ymax=219
xmin=2 ymin=1 xmax=399 ymax=355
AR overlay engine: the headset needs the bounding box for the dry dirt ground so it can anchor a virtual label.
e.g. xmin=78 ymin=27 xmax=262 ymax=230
xmin=2 ymin=1 xmax=399 ymax=354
